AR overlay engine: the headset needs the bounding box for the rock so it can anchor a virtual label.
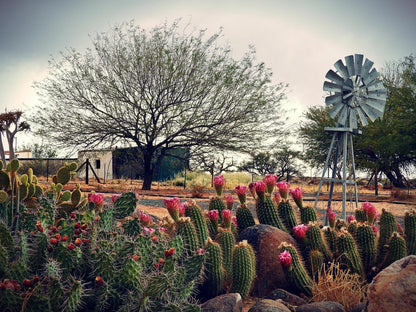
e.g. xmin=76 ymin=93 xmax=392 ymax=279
xmin=366 ymin=255 xmax=416 ymax=312
xmin=238 ymin=224 xmax=299 ymax=297
xmin=350 ymin=302 xmax=366 ymax=312
xmin=248 ymin=299 xmax=291 ymax=312
xmin=266 ymin=288 xmax=307 ymax=306
xmin=200 ymin=293 xmax=242 ymax=312
xmin=295 ymin=301 xmax=346 ymax=312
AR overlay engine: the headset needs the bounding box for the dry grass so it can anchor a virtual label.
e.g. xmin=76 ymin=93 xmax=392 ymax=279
xmin=312 ymin=262 xmax=367 ymax=312
xmin=390 ymin=188 xmax=416 ymax=201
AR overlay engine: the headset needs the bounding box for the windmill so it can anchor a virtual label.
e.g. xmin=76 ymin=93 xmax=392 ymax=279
xmin=313 ymin=54 xmax=387 ymax=220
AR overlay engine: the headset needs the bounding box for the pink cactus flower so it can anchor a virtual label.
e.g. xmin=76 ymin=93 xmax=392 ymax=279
xmin=362 ymin=202 xmax=377 ymax=224
xmin=198 ymin=248 xmax=205 ymax=255
xmin=111 ymin=193 xmax=122 ymax=203
xmin=222 ymin=209 xmax=232 ymax=229
xmin=347 ymin=215 xmax=356 ymax=223
xmin=163 ymin=197 xmax=181 ymax=222
xmin=279 ymin=250 xmax=292 ymax=268
xmin=139 ymin=212 xmax=153 ymax=226
xmin=179 ymin=202 xmax=187 ymax=217
xmin=276 ymin=182 xmax=290 ymax=199
xmin=208 ymin=209 xmax=219 ymax=231
xmin=263 ymin=174 xmax=277 ymax=194
xmin=226 ymin=195 xmax=234 ymax=210
xmin=213 ymin=175 xmax=226 ymax=196
xmin=371 ymin=225 xmax=378 ymax=235
xmin=232 ymin=216 xmax=237 ymax=227
xmin=88 ymin=192 xmax=105 ymax=206
xmin=248 ymin=182 xmax=257 ymax=199
xmin=235 ymin=185 xmax=247 ymax=204
xmin=327 ymin=207 xmax=336 ymax=228
xmin=142 ymin=227 xmax=155 ymax=235
xmin=292 ymin=224 xmax=308 ymax=240
xmin=255 ymin=181 xmax=266 ymax=198
xmin=289 ymin=187 xmax=303 ymax=209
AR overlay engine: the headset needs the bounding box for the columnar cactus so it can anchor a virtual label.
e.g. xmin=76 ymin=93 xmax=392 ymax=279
xmin=376 ymin=209 xmax=398 ymax=265
xmin=217 ymin=228 xmax=236 ymax=283
xmin=336 ymin=230 xmax=364 ymax=278
xmin=235 ymin=204 xmax=255 ymax=233
xmin=300 ymin=206 xmax=318 ymax=224
xmin=356 ymin=223 xmax=376 ymax=277
xmin=255 ymin=181 xmax=286 ymax=231
xmin=277 ymin=199 xmax=298 ymax=234
xmin=209 ymin=196 xmax=226 ymax=222
xmin=305 ymin=223 xmax=332 ymax=263
xmin=380 ymin=232 xmax=407 ymax=270
xmin=279 ymin=242 xmax=314 ymax=297
xmin=200 ymin=237 xmax=224 ymax=301
xmin=230 ymin=240 xmax=256 ymax=300
xmin=404 ymin=209 xmax=416 ymax=255
xmin=309 ymin=249 xmax=324 ymax=280
xmin=184 ymin=201 xmax=209 ymax=248
xmin=176 ymin=217 xmax=200 ymax=256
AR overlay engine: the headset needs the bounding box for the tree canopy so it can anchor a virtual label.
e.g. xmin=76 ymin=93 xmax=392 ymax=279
xmin=298 ymin=55 xmax=416 ymax=187
xmin=32 ymin=20 xmax=287 ymax=189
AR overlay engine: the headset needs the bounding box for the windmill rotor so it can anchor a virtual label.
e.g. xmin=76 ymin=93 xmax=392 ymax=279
xmin=323 ymin=54 xmax=387 ymax=128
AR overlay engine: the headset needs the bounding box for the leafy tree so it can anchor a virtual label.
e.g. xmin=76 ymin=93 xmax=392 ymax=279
xmin=21 ymin=142 xmax=57 ymax=158
xmin=239 ymin=151 xmax=277 ymax=177
xmin=32 ymin=20 xmax=287 ymax=190
xmin=298 ymin=55 xmax=416 ymax=188
xmin=0 ymin=110 xmax=30 ymax=163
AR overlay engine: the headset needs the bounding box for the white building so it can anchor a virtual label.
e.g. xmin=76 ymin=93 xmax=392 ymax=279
xmin=77 ymin=149 xmax=114 ymax=181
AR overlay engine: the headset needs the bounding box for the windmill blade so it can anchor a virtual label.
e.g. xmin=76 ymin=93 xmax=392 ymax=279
xmin=329 ymin=102 xmax=344 ymax=118
xmin=323 ymin=81 xmax=343 ymax=93
xmin=367 ymin=90 xmax=387 ymax=101
xmin=345 ymin=55 xmax=355 ymax=76
xmin=360 ymin=102 xmax=382 ymax=121
xmin=354 ymin=54 xmax=363 ymax=76
xmin=363 ymin=68 xmax=380 ymax=85
xmin=325 ymin=93 xmax=343 ymax=106
xmin=325 ymin=69 xmax=345 ymax=85
xmin=356 ymin=106 xmax=369 ymax=126
xmin=338 ymin=106 xmax=349 ymax=126
xmin=367 ymin=80 xmax=385 ymax=92
xmin=365 ymin=98 xmax=386 ymax=114
xmin=349 ymin=108 xmax=358 ymax=129
xmin=334 ymin=59 xmax=350 ymax=79
xmin=361 ymin=58 xmax=374 ymax=81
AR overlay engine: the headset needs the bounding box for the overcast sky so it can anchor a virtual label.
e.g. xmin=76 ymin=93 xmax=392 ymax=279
xmin=0 ymin=0 xmax=415 ymax=147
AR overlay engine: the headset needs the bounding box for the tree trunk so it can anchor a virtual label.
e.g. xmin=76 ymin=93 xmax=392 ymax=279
xmin=141 ymin=153 xmax=153 ymax=190
xmin=384 ymin=170 xmax=406 ymax=188
xmin=0 ymin=136 xmax=6 ymax=165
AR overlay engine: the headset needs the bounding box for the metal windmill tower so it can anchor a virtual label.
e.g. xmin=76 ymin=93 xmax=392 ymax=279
xmin=314 ymin=54 xmax=387 ymax=220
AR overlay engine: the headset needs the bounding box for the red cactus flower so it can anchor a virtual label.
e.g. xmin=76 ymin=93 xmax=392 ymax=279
xmin=74 ymin=222 xmax=81 ymax=229
xmin=151 ymin=234 xmax=159 ymax=243
xmin=55 ymin=234 xmax=61 ymax=241
xmin=82 ymin=238 xmax=89 ymax=244
xmin=50 ymin=226 xmax=57 ymax=233
xmin=163 ymin=197 xmax=181 ymax=222
xmin=32 ymin=275 xmax=40 ymax=283
xmin=70 ymin=212 xmax=77 ymax=219
xmin=255 ymin=181 xmax=266 ymax=198
xmin=289 ymin=187 xmax=303 ymax=209
xmin=362 ymin=202 xmax=377 ymax=224
xmin=347 ymin=215 xmax=356 ymax=223
xmin=292 ymin=224 xmax=308 ymax=240
xmin=132 ymin=254 xmax=139 ymax=262
xmin=67 ymin=243 xmax=75 ymax=251
xmin=179 ymin=202 xmax=186 ymax=217
xmin=74 ymin=238 xmax=82 ymax=246
xmin=36 ymin=221 xmax=43 ymax=232
xmin=327 ymin=207 xmax=336 ymax=228
xmin=50 ymin=238 xmax=58 ymax=245
xmin=226 ymin=195 xmax=234 ymax=210
xmin=198 ymin=248 xmax=205 ymax=255
xmin=234 ymin=185 xmax=247 ymax=204
xmin=263 ymin=174 xmax=277 ymax=194
xmin=164 ymin=247 xmax=175 ymax=258
xmin=213 ymin=174 xmax=226 ymax=196
xmin=208 ymin=210 xmax=219 ymax=221
xmin=61 ymin=235 xmax=68 ymax=242
xmin=273 ymin=192 xmax=282 ymax=206
xmin=22 ymin=279 xmax=33 ymax=288
xmin=95 ymin=276 xmax=104 ymax=286
xmin=279 ymin=250 xmax=292 ymax=268
xmin=222 ymin=209 xmax=232 ymax=229
xmin=139 ymin=211 xmax=153 ymax=226
xmin=276 ymin=182 xmax=290 ymax=199
xmin=371 ymin=225 xmax=378 ymax=235
xmin=248 ymin=182 xmax=257 ymax=199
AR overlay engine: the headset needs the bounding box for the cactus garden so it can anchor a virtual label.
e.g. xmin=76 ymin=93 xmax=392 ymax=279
xmin=0 ymin=162 xmax=415 ymax=311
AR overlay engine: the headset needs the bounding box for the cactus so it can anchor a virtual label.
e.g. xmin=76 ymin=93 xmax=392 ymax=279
xmin=216 ymin=229 xmax=236 ymax=283
xmin=176 ymin=217 xmax=199 ymax=256
xmin=10 ymin=159 xmax=20 ymax=172
xmin=230 ymin=240 xmax=256 ymax=300
xmin=277 ymin=199 xmax=298 ymax=234
xmin=404 ymin=209 xmax=416 ymax=255
xmin=354 ymin=208 xmax=366 ymax=223
xmin=0 ymin=171 xmax=10 ymax=190
xmin=336 ymin=230 xmax=364 ymax=278
xmin=235 ymin=204 xmax=255 ymax=233
xmin=256 ymin=195 xmax=286 ymax=231
xmin=323 ymin=226 xmax=337 ymax=257
xmin=113 ymin=192 xmax=138 ymax=219
xmin=199 ymin=237 xmax=224 ymax=301
xmin=184 ymin=201 xmax=209 ymax=248
xmin=122 ymin=217 xmax=142 ymax=237
xmin=305 ymin=223 xmax=332 ymax=264
xmin=376 ymin=209 xmax=398 ymax=265
xmin=209 ymin=196 xmax=226 ymax=221
xmin=0 ymin=223 xmax=14 ymax=260
xmin=356 ymin=223 xmax=376 ymax=277
xmin=65 ymin=279 xmax=83 ymax=312
xmin=309 ymin=249 xmax=324 ymax=280
xmin=121 ymin=255 xmax=142 ymax=291
xmin=279 ymin=242 xmax=314 ymax=297
xmin=347 ymin=220 xmax=358 ymax=240
xmin=380 ymin=232 xmax=407 ymax=270
xmin=299 ymin=206 xmax=317 ymax=224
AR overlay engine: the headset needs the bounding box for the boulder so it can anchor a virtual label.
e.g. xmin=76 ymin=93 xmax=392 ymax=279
xmin=239 ymin=224 xmax=299 ymax=297
xmin=248 ymin=299 xmax=291 ymax=312
xmin=366 ymin=255 xmax=416 ymax=312
xmin=200 ymin=293 xmax=242 ymax=312
xmin=296 ymin=301 xmax=346 ymax=312
xmin=266 ymin=288 xmax=307 ymax=306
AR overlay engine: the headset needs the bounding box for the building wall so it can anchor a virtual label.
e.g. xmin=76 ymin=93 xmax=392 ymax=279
xmin=77 ymin=150 xmax=114 ymax=181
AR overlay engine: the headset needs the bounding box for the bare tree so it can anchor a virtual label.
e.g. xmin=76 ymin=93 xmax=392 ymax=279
xmin=0 ymin=110 xmax=30 ymax=163
xmin=32 ymin=20 xmax=287 ymax=189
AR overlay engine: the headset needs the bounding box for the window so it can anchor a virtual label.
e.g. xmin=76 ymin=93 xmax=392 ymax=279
xmin=95 ymin=159 xmax=101 ymax=169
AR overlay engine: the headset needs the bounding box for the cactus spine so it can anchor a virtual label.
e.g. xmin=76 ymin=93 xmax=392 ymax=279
xmin=209 ymin=197 xmax=226 ymax=222
xmin=235 ymin=204 xmax=255 ymax=233
xmin=279 ymin=242 xmax=314 ymax=297
xmin=256 ymin=195 xmax=286 ymax=231
xmin=380 ymin=232 xmax=407 ymax=269
xmin=185 ymin=201 xmax=209 ymax=248
xmin=277 ymin=199 xmax=298 ymax=234
xmin=336 ymin=230 xmax=364 ymax=278
xmin=176 ymin=217 xmax=199 ymax=256
xmin=216 ymin=229 xmax=236 ymax=283
xmin=306 ymin=224 xmax=332 ymax=264
xmin=230 ymin=240 xmax=256 ymax=300
xmin=300 ymin=206 xmax=317 ymax=224
xmin=323 ymin=226 xmax=337 ymax=257
xmin=309 ymin=249 xmax=324 ymax=280
xmin=377 ymin=209 xmax=398 ymax=265
xmin=200 ymin=237 xmax=224 ymax=300
xmin=404 ymin=209 xmax=416 ymax=255
xmin=356 ymin=223 xmax=376 ymax=276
